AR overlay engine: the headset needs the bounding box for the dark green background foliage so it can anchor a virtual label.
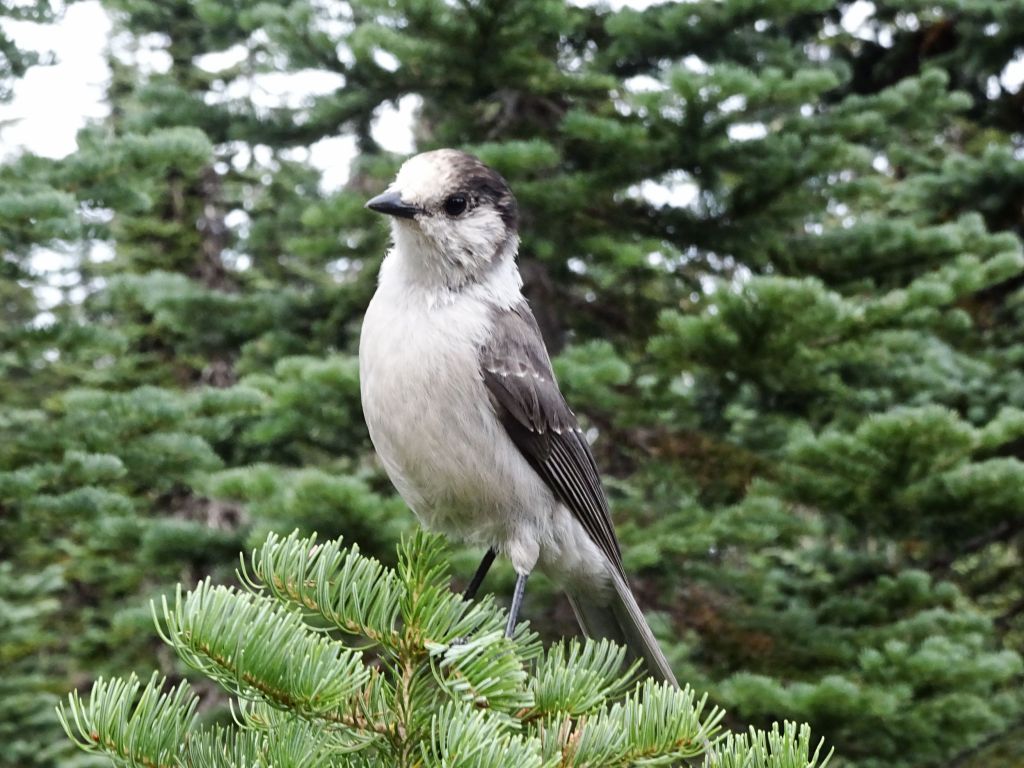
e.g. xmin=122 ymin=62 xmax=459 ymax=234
xmin=2 ymin=0 xmax=1023 ymax=765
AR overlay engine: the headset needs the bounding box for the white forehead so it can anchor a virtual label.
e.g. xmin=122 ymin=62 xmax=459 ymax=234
xmin=393 ymin=149 xmax=464 ymax=204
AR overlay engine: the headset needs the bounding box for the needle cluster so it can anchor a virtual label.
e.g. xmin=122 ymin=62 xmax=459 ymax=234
xmin=58 ymin=531 xmax=830 ymax=768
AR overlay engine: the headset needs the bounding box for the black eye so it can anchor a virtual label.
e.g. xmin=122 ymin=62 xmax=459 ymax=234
xmin=443 ymin=194 xmax=467 ymax=217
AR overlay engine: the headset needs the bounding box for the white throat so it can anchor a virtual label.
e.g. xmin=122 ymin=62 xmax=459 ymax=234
xmin=379 ymin=226 xmax=523 ymax=310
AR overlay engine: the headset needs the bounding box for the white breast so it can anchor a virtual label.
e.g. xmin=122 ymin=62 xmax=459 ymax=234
xmin=358 ymin=263 xmax=544 ymax=569
xmin=358 ymin=247 xmax=611 ymax=585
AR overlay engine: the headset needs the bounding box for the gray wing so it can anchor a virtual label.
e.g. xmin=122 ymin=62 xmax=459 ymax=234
xmin=480 ymin=300 xmax=624 ymax=575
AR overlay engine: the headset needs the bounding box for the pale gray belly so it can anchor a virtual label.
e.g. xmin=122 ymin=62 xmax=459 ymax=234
xmin=360 ymin=304 xmax=548 ymax=547
xmin=359 ymin=295 xmax=610 ymax=582
xmin=366 ymin=368 xmax=510 ymax=522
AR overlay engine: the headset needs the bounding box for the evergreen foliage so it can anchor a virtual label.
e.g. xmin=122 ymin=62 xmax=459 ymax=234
xmin=58 ymin=531 xmax=832 ymax=767
xmin=1 ymin=0 xmax=1023 ymax=766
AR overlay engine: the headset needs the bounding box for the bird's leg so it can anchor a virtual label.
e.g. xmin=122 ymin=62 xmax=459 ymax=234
xmin=462 ymin=547 xmax=496 ymax=602
xmin=504 ymin=572 xmax=529 ymax=638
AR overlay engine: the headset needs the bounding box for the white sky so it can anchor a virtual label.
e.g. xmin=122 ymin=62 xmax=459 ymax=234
xmin=0 ymin=0 xmax=416 ymax=181
xmin=0 ymin=1 xmax=111 ymax=158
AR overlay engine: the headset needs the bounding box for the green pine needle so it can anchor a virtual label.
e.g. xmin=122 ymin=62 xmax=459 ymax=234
xmin=422 ymin=701 xmax=549 ymax=768
xmin=57 ymin=532 xmax=829 ymax=768
xmin=56 ymin=672 xmax=197 ymax=768
xmin=566 ymin=679 xmax=724 ymax=766
xmin=427 ymin=629 xmax=533 ymax=713
xmin=241 ymin=530 xmax=403 ymax=645
xmin=529 ymin=639 xmax=638 ymax=717
xmin=706 ymin=721 xmax=833 ymax=768
xmin=154 ymin=580 xmax=370 ymax=723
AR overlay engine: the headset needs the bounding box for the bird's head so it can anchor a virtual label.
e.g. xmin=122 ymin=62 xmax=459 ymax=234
xmin=366 ymin=149 xmax=519 ymax=289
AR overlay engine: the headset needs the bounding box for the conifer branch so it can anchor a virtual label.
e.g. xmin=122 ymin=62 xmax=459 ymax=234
xmin=56 ymin=673 xmax=197 ymax=768
xmin=427 ymin=629 xmax=534 ymax=714
xmin=706 ymin=722 xmax=833 ymax=768
xmin=559 ymin=679 xmax=724 ymax=766
xmin=58 ymin=533 xmax=831 ymax=767
xmin=154 ymin=580 xmax=370 ymax=723
xmin=240 ymin=530 xmax=404 ymax=645
xmin=421 ymin=701 xmax=550 ymax=768
xmin=527 ymin=639 xmax=638 ymax=718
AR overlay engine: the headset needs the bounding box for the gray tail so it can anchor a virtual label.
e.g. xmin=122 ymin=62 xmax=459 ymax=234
xmin=566 ymin=571 xmax=679 ymax=688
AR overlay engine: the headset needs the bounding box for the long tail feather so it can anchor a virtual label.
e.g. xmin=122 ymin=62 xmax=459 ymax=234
xmin=566 ymin=571 xmax=678 ymax=687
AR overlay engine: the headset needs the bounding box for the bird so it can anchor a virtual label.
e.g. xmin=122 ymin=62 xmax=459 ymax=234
xmin=359 ymin=148 xmax=677 ymax=686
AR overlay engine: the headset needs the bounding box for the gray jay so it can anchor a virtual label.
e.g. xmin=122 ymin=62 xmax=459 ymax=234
xmin=360 ymin=149 xmax=677 ymax=686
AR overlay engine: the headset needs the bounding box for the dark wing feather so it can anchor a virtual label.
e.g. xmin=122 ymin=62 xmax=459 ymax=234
xmin=481 ymin=301 xmax=624 ymax=574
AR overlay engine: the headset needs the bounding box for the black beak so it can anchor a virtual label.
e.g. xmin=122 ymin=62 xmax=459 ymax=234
xmin=365 ymin=190 xmax=420 ymax=219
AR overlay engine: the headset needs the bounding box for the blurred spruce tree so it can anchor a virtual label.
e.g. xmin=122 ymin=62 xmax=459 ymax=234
xmin=2 ymin=1 xmax=1023 ymax=766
